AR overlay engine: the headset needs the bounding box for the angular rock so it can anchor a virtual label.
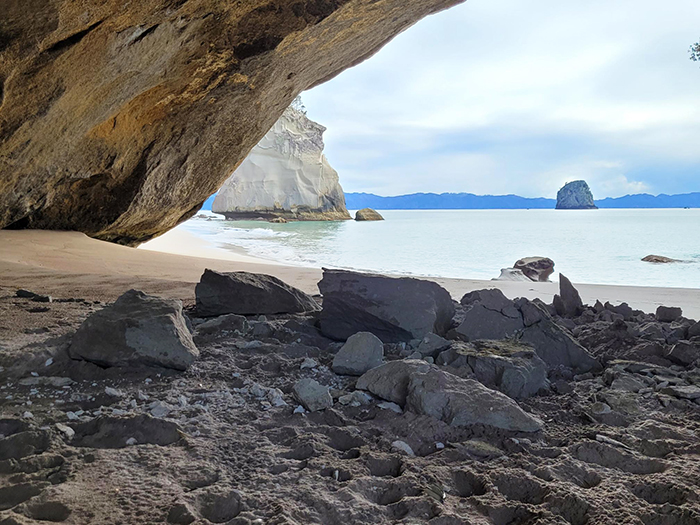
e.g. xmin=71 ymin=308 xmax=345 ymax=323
xmin=666 ymin=341 xmax=700 ymax=366
xmin=356 ymin=360 xmax=432 ymax=405
xmin=553 ymin=274 xmax=584 ymax=317
xmin=659 ymin=385 xmax=700 ymax=400
xmin=69 ymin=290 xmax=198 ymax=370
xmin=332 ymin=332 xmax=384 ymax=376
xmin=195 ymin=269 xmax=319 ymax=317
xmin=438 ymin=340 xmax=549 ymax=399
xmin=494 ymin=268 xmax=532 ymax=281
xmin=642 ymin=255 xmax=680 ymax=263
xmin=406 ymin=368 xmax=543 ymax=432
xmin=355 ymin=208 xmax=384 ymax=221
xmin=195 ymin=314 xmax=249 ymax=336
xmin=656 ymin=306 xmax=682 ymax=323
xmin=556 ymin=180 xmax=597 ymax=210
xmin=416 ymin=333 xmax=452 ymax=357
xmin=318 ymin=269 xmax=455 ymax=342
xmin=455 ymin=289 xmax=524 ymax=341
xmin=292 ymin=379 xmax=332 ymax=412
xmin=518 ymin=318 xmax=601 ymax=374
xmin=688 ymin=321 xmax=700 ymax=338
xmin=513 ymin=257 xmax=555 ymax=282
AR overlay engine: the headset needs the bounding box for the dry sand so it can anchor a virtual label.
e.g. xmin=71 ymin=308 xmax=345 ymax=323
xmin=0 ymin=229 xmax=698 ymax=319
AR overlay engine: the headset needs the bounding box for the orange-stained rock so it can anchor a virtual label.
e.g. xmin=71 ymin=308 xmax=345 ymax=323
xmin=0 ymin=0 xmax=462 ymax=245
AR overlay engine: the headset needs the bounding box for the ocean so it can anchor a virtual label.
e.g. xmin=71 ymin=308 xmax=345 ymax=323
xmin=179 ymin=209 xmax=700 ymax=288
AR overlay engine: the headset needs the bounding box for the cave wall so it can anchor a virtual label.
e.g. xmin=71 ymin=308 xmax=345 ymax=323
xmin=0 ymin=0 xmax=462 ymax=244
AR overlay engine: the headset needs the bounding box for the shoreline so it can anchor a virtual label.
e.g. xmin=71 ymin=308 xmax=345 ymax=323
xmin=0 ymin=229 xmax=698 ymax=319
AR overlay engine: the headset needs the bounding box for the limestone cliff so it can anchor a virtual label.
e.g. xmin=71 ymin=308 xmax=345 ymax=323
xmin=212 ymin=105 xmax=350 ymax=221
xmin=0 ymin=0 xmax=463 ymax=245
xmin=556 ymin=181 xmax=598 ymax=210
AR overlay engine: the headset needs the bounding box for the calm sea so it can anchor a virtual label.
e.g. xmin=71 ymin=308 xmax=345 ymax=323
xmin=179 ymin=209 xmax=700 ymax=288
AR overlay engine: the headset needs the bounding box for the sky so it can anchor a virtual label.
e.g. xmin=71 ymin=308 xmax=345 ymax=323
xmin=303 ymin=0 xmax=700 ymax=199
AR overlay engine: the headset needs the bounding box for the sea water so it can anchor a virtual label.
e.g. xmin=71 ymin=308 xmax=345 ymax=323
xmin=179 ymin=209 xmax=700 ymax=288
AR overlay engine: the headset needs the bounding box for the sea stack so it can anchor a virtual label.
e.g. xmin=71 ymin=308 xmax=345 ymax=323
xmin=355 ymin=208 xmax=384 ymax=221
xmin=212 ymin=100 xmax=351 ymax=222
xmin=556 ymin=181 xmax=597 ymax=210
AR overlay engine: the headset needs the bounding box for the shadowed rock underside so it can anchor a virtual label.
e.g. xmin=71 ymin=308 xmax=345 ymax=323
xmin=0 ymin=0 xmax=463 ymax=245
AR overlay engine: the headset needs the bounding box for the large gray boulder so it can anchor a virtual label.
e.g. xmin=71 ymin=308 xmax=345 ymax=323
xmin=332 ymin=332 xmax=384 ymax=376
xmin=437 ymin=340 xmax=549 ymax=399
xmin=69 ymin=290 xmax=198 ymax=370
xmin=356 ymin=360 xmax=432 ymax=405
xmin=318 ymin=269 xmax=455 ymax=342
xmin=195 ymin=269 xmax=320 ymax=317
xmin=406 ymin=369 xmax=543 ymax=432
xmin=553 ymin=274 xmax=584 ymax=317
xmin=455 ymin=289 xmax=525 ymax=341
xmin=556 ymin=180 xmax=597 ymax=210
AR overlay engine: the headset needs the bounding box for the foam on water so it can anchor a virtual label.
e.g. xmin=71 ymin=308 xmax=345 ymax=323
xmin=180 ymin=209 xmax=700 ymax=288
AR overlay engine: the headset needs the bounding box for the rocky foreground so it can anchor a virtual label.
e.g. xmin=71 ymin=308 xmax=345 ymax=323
xmin=0 ymin=269 xmax=699 ymax=524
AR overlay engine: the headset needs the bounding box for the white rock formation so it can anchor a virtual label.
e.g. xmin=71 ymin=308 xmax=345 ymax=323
xmin=212 ymin=105 xmax=350 ymax=221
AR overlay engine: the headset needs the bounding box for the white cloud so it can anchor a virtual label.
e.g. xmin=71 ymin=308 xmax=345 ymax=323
xmin=304 ymin=0 xmax=700 ymax=198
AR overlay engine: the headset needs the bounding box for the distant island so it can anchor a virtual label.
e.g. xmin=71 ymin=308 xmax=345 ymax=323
xmin=556 ymin=180 xmax=597 ymax=210
xmin=332 ymin=191 xmax=700 ymax=210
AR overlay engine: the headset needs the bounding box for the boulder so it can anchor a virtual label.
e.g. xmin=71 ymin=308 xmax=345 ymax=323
xmin=494 ymin=268 xmax=531 ymax=281
xmin=356 ymin=360 xmax=432 ymax=405
xmin=195 ymin=314 xmax=249 ymax=336
xmin=656 ymin=306 xmax=682 ymax=323
xmin=518 ymin=317 xmax=601 ymax=374
xmin=553 ymin=274 xmax=584 ymax=317
xmin=293 ymin=379 xmax=332 ymax=412
xmin=513 ymin=257 xmax=555 ymax=282
xmin=689 ymin=322 xmax=700 ymax=338
xmin=642 ymin=255 xmax=680 ymax=263
xmin=437 ymin=340 xmax=549 ymax=399
xmin=416 ymin=333 xmax=452 ymax=357
xmin=318 ymin=269 xmax=455 ymax=342
xmin=69 ymin=290 xmax=198 ymax=370
xmin=332 ymin=332 xmax=384 ymax=376
xmin=454 ymin=303 xmax=524 ymax=341
xmin=666 ymin=341 xmax=700 ymax=366
xmin=405 ymin=369 xmax=543 ymax=432
xmin=355 ymin=208 xmax=384 ymax=221
xmin=195 ymin=269 xmax=320 ymax=317
xmin=555 ymin=180 xmax=597 ymax=210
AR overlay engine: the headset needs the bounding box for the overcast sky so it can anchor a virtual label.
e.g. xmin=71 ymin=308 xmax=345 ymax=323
xmin=303 ymin=0 xmax=700 ymax=198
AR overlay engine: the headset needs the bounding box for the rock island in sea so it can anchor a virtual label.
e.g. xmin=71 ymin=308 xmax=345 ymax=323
xmin=212 ymin=99 xmax=351 ymax=221
xmin=556 ymin=180 xmax=598 ymax=210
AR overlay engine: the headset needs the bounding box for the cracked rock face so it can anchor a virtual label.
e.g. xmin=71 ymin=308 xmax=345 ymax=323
xmin=0 ymin=0 xmax=462 ymax=245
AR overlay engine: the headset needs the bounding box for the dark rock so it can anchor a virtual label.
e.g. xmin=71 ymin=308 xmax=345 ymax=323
xmin=656 ymin=306 xmax=682 ymax=323
xmin=553 ymin=274 xmax=583 ymax=317
xmin=642 ymin=255 xmax=680 ymax=263
xmin=195 ymin=269 xmax=320 ymax=317
xmin=69 ymin=290 xmax=198 ymax=370
xmin=405 ymin=368 xmax=544 ymax=432
xmin=455 ymin=289 xmax=523 ymax=341
xmin=416 ymin=333 xmax=452 ymax=357
xmin=437 ymin=340 xmax=549 ymax=399
xmin=195 ymin=314 xmax=248 ymax=336
xmin=555 ymin=180 xmax=597 ymax=210
xmin=355 ymin=208 xmax=384 ymax=221
xmin=688 ymin=321 xmax=700 ymax=338
xmin=318 ymin=269 xmax=455 ymax=342
xmin=513 ymin=257 xmax=555 ymax=282
xmin=332 ymin=332 xmax=384 ymax=376
xmin=71 ymin=415 xmax=183 ymax=448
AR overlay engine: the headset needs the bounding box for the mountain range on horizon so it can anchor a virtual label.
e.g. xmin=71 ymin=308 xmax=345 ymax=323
xmin=343 ymin=191 xmax=700 ymax=210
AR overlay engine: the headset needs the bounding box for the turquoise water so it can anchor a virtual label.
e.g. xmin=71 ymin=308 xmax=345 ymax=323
xmin=181 ymin=209 xmax=700 ymax=288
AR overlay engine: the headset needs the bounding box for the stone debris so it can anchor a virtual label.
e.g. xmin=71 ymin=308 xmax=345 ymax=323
xmin=332 ymin=332 xmax=384 ymax=376
xmin=292 ymin=379 xmax=332 ymax=412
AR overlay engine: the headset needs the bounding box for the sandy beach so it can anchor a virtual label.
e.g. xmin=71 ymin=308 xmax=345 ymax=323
xmin=0 ymin=229 xmax=697 ymax=320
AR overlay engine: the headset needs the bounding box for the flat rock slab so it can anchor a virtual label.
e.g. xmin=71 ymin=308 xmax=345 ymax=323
xmin=196 ymin=269 xmax=320 ymax=317
xmin=318 ymin=269 xmax=455 ymax=342
xmin=332 ymin=332 xmax=384 ymax=376
xmin=69 ymin=289 xmax=199 ymax=370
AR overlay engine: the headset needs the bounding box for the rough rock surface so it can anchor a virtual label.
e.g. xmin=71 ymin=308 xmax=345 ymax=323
xmin=355 ymin=208 xmax=384 ymax=221
xmin=656 ymin=305 xmax=683 ymax=323
xmin=553 ymin=274 xmax=584 ymax=317
xmin=332 ymin=332 xmax=384 ymax=376
xmin=68 ymin=290 xmax=198 ymax=370
xmin=0 ymin=0 xmax=462 ymax=244
xmin=292 ymin=378 xmax=332 ymax=412
xmin=642 ymin=255 xmax=680 ymax=263
xmin=556 ymin=180 xmax=598 ymax=209
xmin=405 ymin=369 xmax=544 ymax=432
xmin=494 ymin=268 xmax=531 ymax=281
xmin=356 ymin=360 xmax=432 ymax=405
xmin=195 ymin=269 xmax=320 ymax=317
xmin=212 ymin=103 xmax=350 ymax=221
xmin=318 ymin=269 xmax=455 ymax=342
xmin=513 ymin=257 xmax=555 ymax=282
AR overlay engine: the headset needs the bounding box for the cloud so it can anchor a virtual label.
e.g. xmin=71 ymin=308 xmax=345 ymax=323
xmin=304 ymin=0 xmax=700 ymax=198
